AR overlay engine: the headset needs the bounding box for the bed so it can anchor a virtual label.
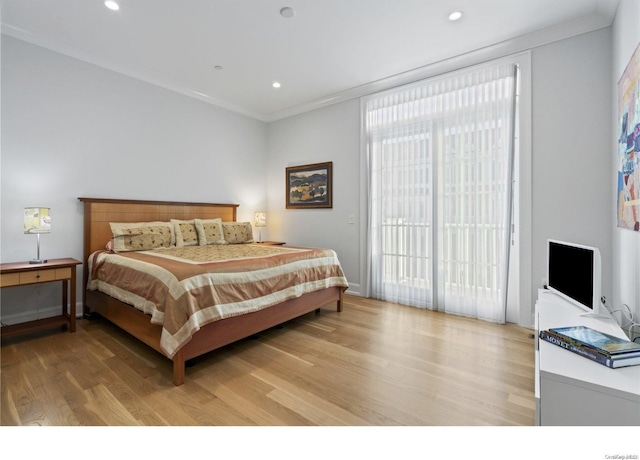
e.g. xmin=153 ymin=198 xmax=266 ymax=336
xmin=79 ymin=197 xmax=348 ymax=385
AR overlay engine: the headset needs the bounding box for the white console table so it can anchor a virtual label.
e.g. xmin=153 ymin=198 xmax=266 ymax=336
xmin=535 ymin=289 xmax=640 ymax=426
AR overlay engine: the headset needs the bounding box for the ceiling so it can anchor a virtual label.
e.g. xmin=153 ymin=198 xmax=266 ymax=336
xmin=1 ymin=0 xmax=619 ymax=122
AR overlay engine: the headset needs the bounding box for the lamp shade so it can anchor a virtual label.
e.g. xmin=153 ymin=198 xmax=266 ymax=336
xmin=254 ymin=211 xmax=267 ymax=227
xmin=24 ymin=207 xmax=51 ymax=234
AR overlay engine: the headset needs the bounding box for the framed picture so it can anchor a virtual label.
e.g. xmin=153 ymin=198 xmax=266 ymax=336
xmin=286 ymin=161 xmax=333 ymax=209
xmin=617 ymin=42 xmax=640 ymax=231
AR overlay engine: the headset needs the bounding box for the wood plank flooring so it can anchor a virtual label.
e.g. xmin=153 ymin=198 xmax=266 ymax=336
xmin=1 ymin=294 xmax=536 ymax=426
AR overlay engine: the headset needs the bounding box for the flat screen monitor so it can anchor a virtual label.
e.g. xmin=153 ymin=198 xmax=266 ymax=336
xmin=547 ymin=239 xmax=602 ymax=315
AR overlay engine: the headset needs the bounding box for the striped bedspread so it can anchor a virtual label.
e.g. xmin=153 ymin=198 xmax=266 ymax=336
xmin=88 ymin=244 xmax=348 ymax=357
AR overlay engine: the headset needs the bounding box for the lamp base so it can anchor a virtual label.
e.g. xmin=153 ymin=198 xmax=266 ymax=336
xmin=29 ymin=259 xmax=47 ymax=264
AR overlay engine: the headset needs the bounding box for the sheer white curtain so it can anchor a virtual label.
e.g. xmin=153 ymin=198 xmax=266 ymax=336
xmin=365 ymin=63 xmax=517 ymax=323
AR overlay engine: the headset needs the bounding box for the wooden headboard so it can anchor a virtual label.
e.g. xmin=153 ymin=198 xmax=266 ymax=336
xmin=78 ymin=197 xmax=239 ymax=256
xmin=77 ymin=198 xmax=238 ymax=301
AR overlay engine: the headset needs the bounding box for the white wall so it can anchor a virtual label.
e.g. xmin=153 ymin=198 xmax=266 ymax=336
xmin=530 ymin=28 xmax=613 ymax=311
xmin=266 ymin=100 xmax=362 ymax=293
xmin=1 ymin=36 xmax=268 ymax=321
xmin=612 ymin=0 xmax=640 ymax=334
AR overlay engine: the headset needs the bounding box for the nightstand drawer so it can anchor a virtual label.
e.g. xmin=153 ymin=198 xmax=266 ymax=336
xmin=0 ymin=272 xmax=20 ymax=287
xmin=0 ymin=268 xmax=71 ymax=287
xmin=20 ymin=268 xmax=56 ymax=284
xmin=55 ymin=267 xmax=72 ymax=280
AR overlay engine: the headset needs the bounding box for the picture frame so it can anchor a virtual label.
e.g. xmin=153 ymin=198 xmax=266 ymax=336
xmin=617 ymin=42 xmax=640 ymax=231
xmin=286 ymin=161 xmax=333 ymax=209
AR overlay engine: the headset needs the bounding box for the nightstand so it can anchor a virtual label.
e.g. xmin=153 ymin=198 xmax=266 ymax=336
xmin=256 ymin=241 xmax=286 ymax=246
xmin=0 ymin=258 xmax=82 ymax=338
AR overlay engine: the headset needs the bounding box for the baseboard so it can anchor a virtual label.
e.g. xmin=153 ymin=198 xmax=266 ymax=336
xmin=345 ymin=284 xmax=362 ymax=297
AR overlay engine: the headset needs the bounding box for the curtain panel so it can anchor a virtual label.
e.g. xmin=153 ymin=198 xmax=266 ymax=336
xmin=365 ymin=63 xmax=517 ymax=323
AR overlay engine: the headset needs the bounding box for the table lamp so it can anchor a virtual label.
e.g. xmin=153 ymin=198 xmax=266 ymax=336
xmin=254 ymin=211 xmax=267 ymax=243
xmin=24 ymin=207 xmax=51 ymax=264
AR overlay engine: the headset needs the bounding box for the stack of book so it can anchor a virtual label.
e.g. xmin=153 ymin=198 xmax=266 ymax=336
xmin=539 ymin=325 xmax=640 ymax=368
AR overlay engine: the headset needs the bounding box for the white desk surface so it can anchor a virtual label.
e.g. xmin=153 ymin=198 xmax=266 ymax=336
xmin=536 ymin=290 xmax=640 ymax=401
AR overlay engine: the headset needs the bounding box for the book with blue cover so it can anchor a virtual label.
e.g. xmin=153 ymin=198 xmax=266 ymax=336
xmin=539 ymin=330 xmax=640 ymax=368
xmin=548 ymin=326 xmax=640 ymax=356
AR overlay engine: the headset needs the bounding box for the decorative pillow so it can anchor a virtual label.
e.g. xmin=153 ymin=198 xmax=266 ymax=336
xmin=222 ymin=221 xmax=254 ymax=244
xmin=109 ymin=221 xmax=175 ymax=252
xmin=194 ymin=218 xmax=226 ymax=245
xmin=172 ymin=219 xmax=198 ymax=247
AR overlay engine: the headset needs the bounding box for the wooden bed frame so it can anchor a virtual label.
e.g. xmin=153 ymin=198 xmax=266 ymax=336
xmin=78 ymin=197 xmax=343 ymax=385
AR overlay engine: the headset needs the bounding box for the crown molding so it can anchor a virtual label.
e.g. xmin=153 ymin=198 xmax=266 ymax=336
xmin=1 ymin=24 xmax=270 ymax=121
xmin=263 ymin=10 xmax=615 ymax=122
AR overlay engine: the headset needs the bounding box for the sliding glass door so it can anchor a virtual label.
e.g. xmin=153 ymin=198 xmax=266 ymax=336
xmin=365 ymin=61 xmax=518 ymax=323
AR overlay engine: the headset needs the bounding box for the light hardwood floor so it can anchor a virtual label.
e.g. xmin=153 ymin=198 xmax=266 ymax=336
xmin=1 ymin=294 xmax=535 ymax=426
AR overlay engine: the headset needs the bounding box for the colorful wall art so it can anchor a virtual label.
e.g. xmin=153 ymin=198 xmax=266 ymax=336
xmin=617 ymin=42 xmax=640 ymax=231
xmin=286 ymin=162 xmax=333 ymax=209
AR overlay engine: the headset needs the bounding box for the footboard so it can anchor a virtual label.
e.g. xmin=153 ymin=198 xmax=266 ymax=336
xmin=174 ymin=286 xmax=343 ymax=385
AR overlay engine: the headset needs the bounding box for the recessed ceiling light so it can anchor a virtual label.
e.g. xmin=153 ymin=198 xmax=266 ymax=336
xmin=105 ymin=1 xmax=119 ymax=11
xmin=272 ymin=82 xmax=282 ymax=89
xmin=448 ymin=11 xmax=463 ymax=21
xmin=280 ymin=7 xmax=295 ymax=18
